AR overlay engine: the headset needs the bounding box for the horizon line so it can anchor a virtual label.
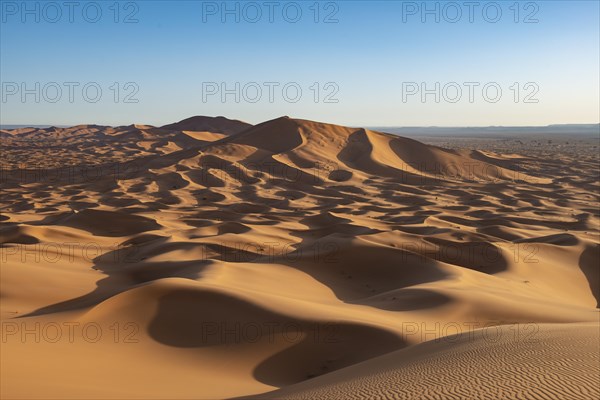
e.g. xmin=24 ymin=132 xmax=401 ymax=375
xmin=2 ymin=120 xmax=599 ymax=130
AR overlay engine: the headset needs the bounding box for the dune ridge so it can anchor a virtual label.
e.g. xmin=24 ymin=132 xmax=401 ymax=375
xmin=1 ymin=116 xmax=598 ymax=399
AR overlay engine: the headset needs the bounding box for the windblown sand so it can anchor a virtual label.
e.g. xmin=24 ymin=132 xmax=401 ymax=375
xmin=1 ymin=116 xmax=598 ymax=399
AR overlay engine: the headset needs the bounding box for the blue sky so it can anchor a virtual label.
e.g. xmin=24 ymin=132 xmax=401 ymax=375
xmin=1 ymin=0 xmax=599 ymax=126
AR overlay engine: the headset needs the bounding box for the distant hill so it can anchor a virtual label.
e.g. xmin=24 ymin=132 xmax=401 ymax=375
xmin=160 ymin=115 xmax=252 ymax=135
xmin=370 ymin=124 xmax=600 ymax=138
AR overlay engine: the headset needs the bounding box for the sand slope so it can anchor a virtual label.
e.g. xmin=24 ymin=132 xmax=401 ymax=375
xmin=253 ymin=323 xmax=600 ymax=400
xmin=1 ymin=116 xmax=598 ymax=399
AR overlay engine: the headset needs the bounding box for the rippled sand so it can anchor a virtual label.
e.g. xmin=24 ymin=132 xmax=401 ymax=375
xmin=1 ymin=116 xmax=598 ymax=399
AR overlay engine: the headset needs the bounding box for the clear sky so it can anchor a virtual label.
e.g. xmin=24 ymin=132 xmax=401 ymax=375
xmin=1 ymin=0 xmax=599 ymax=126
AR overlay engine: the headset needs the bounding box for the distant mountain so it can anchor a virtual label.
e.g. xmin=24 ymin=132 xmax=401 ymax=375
xmin=371 ymin=124 xmax=600 ymax=138
xmin=0 ymin=125 xmax=69 ymax=130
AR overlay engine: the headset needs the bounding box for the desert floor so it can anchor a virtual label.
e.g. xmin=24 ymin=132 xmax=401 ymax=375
xmin=1 ymin=116 xmax=598 ymax=399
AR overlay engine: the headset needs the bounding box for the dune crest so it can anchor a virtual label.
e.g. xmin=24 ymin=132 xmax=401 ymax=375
xmin=1 ymin=116 xmax=598 ymax=399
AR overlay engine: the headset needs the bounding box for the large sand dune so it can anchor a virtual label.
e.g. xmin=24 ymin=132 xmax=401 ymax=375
xmin=1 ymin=116 xmax=598 ymax=399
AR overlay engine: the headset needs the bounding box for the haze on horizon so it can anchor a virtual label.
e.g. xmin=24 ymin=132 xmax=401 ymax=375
xmin=2 ymin=120 xmax=600 ymax=132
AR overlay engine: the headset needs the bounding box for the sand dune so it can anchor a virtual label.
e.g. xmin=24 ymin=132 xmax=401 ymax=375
xmin=1 ymin=116 xmax=598 ymax=399
xmin=252 ymin=323 xmax=600 ymax=400
xmin=160 ymin=115 xmax=252 ymax=134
